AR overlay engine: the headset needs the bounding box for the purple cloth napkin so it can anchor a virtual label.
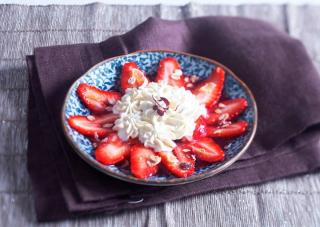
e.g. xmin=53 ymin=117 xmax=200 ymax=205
xmin=27 ymin=16 xmax=320 ymax=222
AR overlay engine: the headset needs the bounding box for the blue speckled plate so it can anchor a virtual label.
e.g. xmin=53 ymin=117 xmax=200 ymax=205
xmin=61 ymin=50 xmax=257 ymax=186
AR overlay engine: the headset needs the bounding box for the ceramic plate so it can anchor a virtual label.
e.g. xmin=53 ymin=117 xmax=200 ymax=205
xmin=61 ymin=50 xmax=257 ymax=186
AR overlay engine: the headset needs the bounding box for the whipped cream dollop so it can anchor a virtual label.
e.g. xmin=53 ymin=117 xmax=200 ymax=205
xmin=112 ymin=82 xmax=206 ymax=152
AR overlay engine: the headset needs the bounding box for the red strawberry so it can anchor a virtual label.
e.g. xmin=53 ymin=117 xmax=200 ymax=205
xmin=188 ymin=137 xmax=224 ymax=162
xmin=77 ymin=83 xmax=121 ymax=114
xmin=155 ymin=57 xmax=185 ymax=87
xmin=68 ymin=113 xmax=117 ymax=138
xmin=121 ymin=62 xmax=148 ymax=90
xmin=130 ymin=145 xmax=160 ymax=179
xmin=192 ymin=66 xmax=225 ymax=108
xmin=158 ymin=145 xmax=195 ymax=178
xmin=95 ymin=133 xmax=130 ymax=165
xmin=192 ymin=116 xmax=208 ymax=139
xmin=205 ymin=98 xmax=248 ymax=125
xmin=207 ymin=121 xmax=248 ymax=138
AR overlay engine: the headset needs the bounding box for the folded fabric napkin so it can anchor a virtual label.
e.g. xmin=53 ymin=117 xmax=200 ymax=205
xmin=27 ymin=16 xmax=320 ymax=222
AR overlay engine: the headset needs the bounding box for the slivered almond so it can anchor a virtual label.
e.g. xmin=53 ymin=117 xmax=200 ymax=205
xmin=218 ymin=113 xmax=229 ymax=121
xmin=105 ymin=106 xmax=113 ymax=111
xmin=87 ymin=115 xmax=95 ymax=121
xmin=182 ymin=148 xmax=191 ymax=153
xmin=190 ymin=75 xmax=199 ymax=83
xmin=128 ymin=76 xmax=136 ymax=84
xmin=213 ymin=129 xmax=222 ymax=135
xmin=186 ymin=83 xmax=193 ymax=88
xmin=215 ymin=109 xmax=222 ymax=114
xmin=102 ymin=123 xmax=113 ymax=128
xmin=94 ymin=132 xmax=100 ymax=141
xmin=146 ymin=155 xmax=161 ymax=167
xmin=171 ymin=69 xmax=183 ymax=80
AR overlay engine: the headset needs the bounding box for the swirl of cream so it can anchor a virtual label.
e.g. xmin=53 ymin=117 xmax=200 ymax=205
xmin=112 ymin=82 xmax=206 ymax=152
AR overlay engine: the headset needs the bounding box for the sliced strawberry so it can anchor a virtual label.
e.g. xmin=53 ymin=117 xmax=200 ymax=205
xmin=207 ymin=121 xmax=248 ymax=138
xmin=188 ymin=137 xmax=224 ymax=162
xmin=192 ymin=66 xmax=225 ymax=108
xmin=121 ymin=62 xmax=148 ymax=90
xmin=95 ymin=133 xmax=130 ymax=165
xmin=155 ymin=57 xmax=185 ymax=87
xmin=68 ymin=113 xmax=117 ymax=138
xmin=205 ymin=98 xmax=248 ymax=125
xmin=192 ymin=116 xmax=208 ymax=140
xmin=77 ymin=83 xmax=121 ymax=114
xmin=158 ymin=145 xmax=195 ymax=178
xmin=130 ymin=145 xmax=160 ymax=179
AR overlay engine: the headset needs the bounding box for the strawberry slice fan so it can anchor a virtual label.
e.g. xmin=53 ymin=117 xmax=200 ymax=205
xmin=27 ymin=16 xmax=320 ymax=222
xmin=68 ymin=59 xmax=241 ymax=179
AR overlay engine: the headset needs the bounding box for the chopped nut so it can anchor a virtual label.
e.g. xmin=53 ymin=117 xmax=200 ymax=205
xmin=87 ymin=115 xmax=95 ymax=121
xmin=218 ymin=113 xmax=229 ymax=121
xmin=105 ymin=106 xmax=113 ymax=111
xmin=186 ymin=83 xmax=193 ymax=88
xmin=221 ymin=121 xmax=232 ymax=127
xmin=190 ymin=154 xmax=196 ymax=160
xmin=213 ymin=129 xmax=222 ymax=135
xmin=102 ymin=123 xmax=113 ymax=128
xmin=190 ymin=75 xmax=199 ymax=83
xmin=100 ymin=136 xmax=109 ymax=143
xmin=171 ymin=69 xmax=183 ymax=80
xmin=128 ymin=76 xmax=136 ymax=84
xmin=199 ymin=83 xmax=216 ymax=93
xmin=94 ymin=132 xmax=100 ymax=141
xmin=197 ymin=148 xmax=206 ymax=153
xmin=146 ymin=155 xmax=161 ymax=167
xmin=215 ymin=109 xmax=222 ymax=114
xmin=182 ymin=148 xmax=191 ymax=153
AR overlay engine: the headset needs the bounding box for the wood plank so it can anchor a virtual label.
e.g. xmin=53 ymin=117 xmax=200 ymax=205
xmin=0 ymin=120 xmax=27 ymax=155
xmin=0 ymin=4 xmax=158 ymax=31
xmin=163 ymin=186 xmax=320 ymax=227
xmin=0 ymin=155 xmax=31 ymax=193
xmin=0 ymin=31 xmax=120 ymax=59
xmin=0 ymin=89 xmax=28 ymax=120
xmin=237 ymin=4 xmax=288 ymax=31
xmin=0 ymin=61 xmax=28 ymax=89
xmin=0 ymin=193 xmax=35 ymax=226
xmin=0 ymin=192 xmax=164 ymax=227
xmin=286 ymin=5 xmax=320 ymax=72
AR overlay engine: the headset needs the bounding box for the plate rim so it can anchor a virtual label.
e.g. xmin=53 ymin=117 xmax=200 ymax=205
xmin=61 ymin=49 xmax=258 ymax=186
